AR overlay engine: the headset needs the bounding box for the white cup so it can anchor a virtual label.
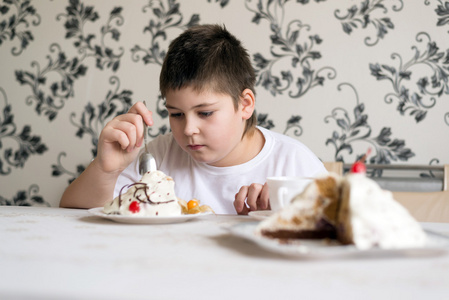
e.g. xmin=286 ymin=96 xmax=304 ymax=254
xmin=267 ymin=176 xmax=313 ymax=212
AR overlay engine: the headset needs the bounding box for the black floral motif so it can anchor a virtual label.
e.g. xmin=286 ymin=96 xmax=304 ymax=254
xmin=207 ymin=0 xmax=230 ymax=8
xmin=370 ymin=32 xmax=448 ymax=123
xmin=131 ymin=0 xmax=200 ymax=66
xmin=52 ymin=76 xmax=132 ymax=183
xmin=70 ymin=76 xmax=133 ymax=158
xmin=426 ymin=0 xmax=449 ymax=33
xmin=256 ymin=113 xmax=302 ymax=136
xmin=257 ymin=113 xmax=275 ymax=130
xmin=148 ymin=124 xmax=170 ymax=138
xmin=419 ymin=158 xmax=443 ymax=179
xmin=148 ymin=98 xmax=170 ymax=138
xmin=297 ymin=0 xmax=327 ymax=3
xmin=335 ymin=0 xmax=403 ymax=47
xmin=0 ymin=184 xmax=49 ymax=206
xmin=0 ymin=87 xmax=48 ymax=175
xmin=15 ymin=1 xmax=124 ymax=121
xmin=51 ymin=152 xmax=85 ymax=184
xmin=247 ymin=0 xmax=336 ymax=98
xmin=0 ymin=0 xmax=40 ymax=55
xmin=428 ymin=1 xmax=449 ymax=129
xmin=57 ymin=1 xmax=124 ymax=71
xmin=284 ymin=115 xmax=303 ymax=137
xmin=324 ymin=83 xmax=414 ymax=176
xmin=15 ymin=44 xmax=87 ymax=121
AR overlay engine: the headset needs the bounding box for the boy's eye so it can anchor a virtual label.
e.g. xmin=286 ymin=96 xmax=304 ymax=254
xmin=199 ymin=111 xmax=213 ymax=117
xmin=169 ymin=111 xmax=213 ymax=118
xmin=169 ymin=112 xmax=183 ymax=118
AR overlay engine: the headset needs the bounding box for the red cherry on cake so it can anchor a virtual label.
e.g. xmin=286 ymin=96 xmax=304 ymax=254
xmin=350 ymin=161 xmax=366 ymax=173
xmin=350 ymin=148 xmax=371 ymax=174
xmin=129 ymin=201 xmax=140 ymax=213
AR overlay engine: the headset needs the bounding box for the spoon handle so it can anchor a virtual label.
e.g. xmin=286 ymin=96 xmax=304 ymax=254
xmin=143 ymin=101 xmax=149 ymax=152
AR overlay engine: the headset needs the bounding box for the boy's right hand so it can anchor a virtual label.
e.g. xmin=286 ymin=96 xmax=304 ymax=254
xmin=234 ymin=182 xmax=270 ymax=215
xmin=95 ymin=101 xmax=153 ymax=175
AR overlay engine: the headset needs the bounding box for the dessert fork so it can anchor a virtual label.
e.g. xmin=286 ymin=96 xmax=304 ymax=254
xmin=138 ymin=101 xmax=157 ymax=175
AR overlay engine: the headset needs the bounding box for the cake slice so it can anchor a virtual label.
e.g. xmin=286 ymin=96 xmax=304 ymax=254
xmin=104 ymin=170 xmax=182 ymax=216
xmin=257 ymin=172 xmax=427 ymax=250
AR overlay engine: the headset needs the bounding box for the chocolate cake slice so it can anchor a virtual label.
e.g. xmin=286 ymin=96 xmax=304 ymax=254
xmin=257 ymin=174 xmax=341 ymax=240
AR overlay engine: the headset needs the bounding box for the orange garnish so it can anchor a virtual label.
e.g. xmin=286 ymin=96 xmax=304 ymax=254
xmin=178 ymin=198 xmax=214 ymax=215
xmin=187 ymin=199 xmax=199 ymax=210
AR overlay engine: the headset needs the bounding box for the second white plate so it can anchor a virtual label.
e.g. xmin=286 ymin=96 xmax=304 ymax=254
xmin=228 ymin=222 xmax=449 ymax=259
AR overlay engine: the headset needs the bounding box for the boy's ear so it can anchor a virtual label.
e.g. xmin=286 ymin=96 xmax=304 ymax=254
xmin=240 ymin=89 xmax=256 ymax=120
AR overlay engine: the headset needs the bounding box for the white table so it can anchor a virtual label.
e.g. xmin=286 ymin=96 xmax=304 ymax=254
xmin=1 ymin=206 xmax=449 ymax=300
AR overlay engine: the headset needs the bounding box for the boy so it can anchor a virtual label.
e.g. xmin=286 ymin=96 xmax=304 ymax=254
xmin=60 ymin=24 xmax=326 ymax=214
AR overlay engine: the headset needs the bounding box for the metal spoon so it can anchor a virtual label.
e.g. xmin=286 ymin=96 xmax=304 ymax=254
xmin=138 ymin=101 xmax=157 ymax=175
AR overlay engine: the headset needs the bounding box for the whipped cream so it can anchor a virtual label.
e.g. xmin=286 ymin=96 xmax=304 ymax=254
xmin=104 ymin=170 xmax=181 ymax=216
xmin=341 ymin=174 xmax=426 ymax=249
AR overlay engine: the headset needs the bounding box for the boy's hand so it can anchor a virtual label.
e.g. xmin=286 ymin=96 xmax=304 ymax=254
xmin=96 ymin=101 xmax=153 ymax=174
xmin=234 ymin=182 xmax=270 ymax=215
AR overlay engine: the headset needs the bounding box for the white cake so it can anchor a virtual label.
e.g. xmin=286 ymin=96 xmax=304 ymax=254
xmin=104 ymin=170 xmax=182 ymax=216
xmin=337 ymin=173 xmax=426 ymax=249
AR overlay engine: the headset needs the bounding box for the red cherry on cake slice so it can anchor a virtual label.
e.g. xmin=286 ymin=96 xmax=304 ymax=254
xmin=350 ymin=161 xmax=366 ymax=173
xmin=350 ymin=148 xmax=371 ymax=174
xmin=129 ymin=201 xmax=140 ymax=213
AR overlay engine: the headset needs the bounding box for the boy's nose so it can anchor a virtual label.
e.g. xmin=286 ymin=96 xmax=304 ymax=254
xmin=183 ymin=118 xmax=200 ymax=136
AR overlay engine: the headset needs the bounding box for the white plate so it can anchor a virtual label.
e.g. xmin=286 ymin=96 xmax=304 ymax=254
xmin=88 ymin=207 xmax=212 ymax=224
xmin=227 ymin=222 xmax=449 ymax=259
xmin=248 ymin=210 xmax=273 ymax=220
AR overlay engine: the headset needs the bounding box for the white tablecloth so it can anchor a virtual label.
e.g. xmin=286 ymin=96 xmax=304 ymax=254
xmin=1 ymin=206 xmax=449 ymax=300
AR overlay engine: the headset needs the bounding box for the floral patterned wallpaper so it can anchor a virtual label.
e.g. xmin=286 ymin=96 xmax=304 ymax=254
xmin=1 ymin=0 xmax=448 ymax=207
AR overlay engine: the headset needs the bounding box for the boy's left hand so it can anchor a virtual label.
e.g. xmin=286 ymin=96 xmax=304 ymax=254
xmin=234 ymin=182 xmax=270 ymax=215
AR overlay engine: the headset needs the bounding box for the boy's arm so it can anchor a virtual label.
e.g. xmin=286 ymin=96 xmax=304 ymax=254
xmin=59 ymin=158 xmax=121 ymax=208
xmin=59 ymin=101 xmax=153 ymax=209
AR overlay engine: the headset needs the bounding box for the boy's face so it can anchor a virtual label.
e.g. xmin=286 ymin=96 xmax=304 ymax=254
xmin=165 ymin=86 xmax=248 ymax=167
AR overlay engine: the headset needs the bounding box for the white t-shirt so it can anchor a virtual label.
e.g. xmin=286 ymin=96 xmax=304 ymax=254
xmin=114 ymin=126 xmax=327 ymax=214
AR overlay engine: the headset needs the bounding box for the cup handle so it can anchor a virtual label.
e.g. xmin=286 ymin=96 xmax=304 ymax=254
xmin=278 ymin=187 xmax=289 ymax=208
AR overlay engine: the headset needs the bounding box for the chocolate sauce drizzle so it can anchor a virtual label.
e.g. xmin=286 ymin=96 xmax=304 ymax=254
xmin=118 ymin=182 xmax=175 ymax=207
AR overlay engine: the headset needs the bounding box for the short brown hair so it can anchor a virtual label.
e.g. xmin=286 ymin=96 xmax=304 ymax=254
xmin=160 ymin=24 xmax=257 ymax=135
